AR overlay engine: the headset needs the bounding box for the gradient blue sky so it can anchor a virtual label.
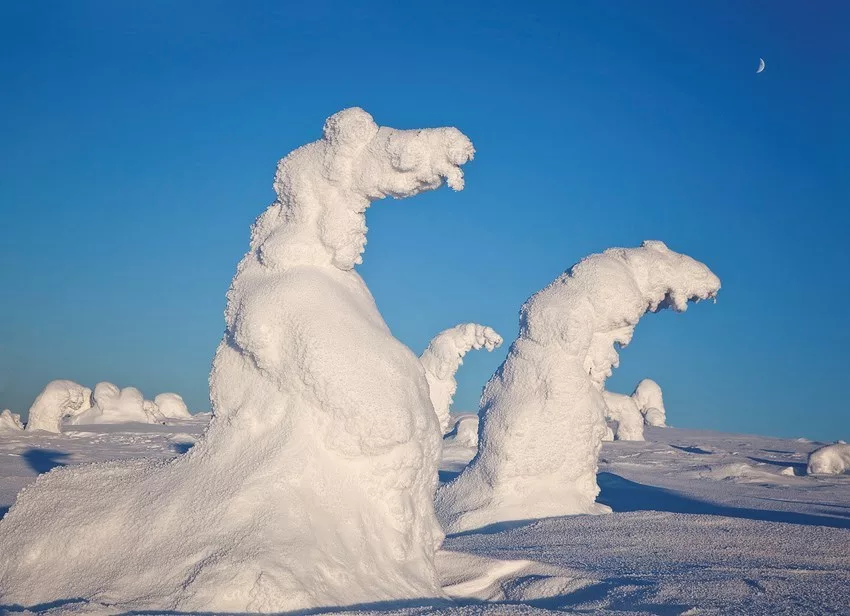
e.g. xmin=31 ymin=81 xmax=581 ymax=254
xmin=1 ymin=1 xmax=847 ymax=440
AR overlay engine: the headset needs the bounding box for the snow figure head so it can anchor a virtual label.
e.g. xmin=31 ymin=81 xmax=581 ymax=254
xmin=154 ymin=392 xmax=191 ymax=419
xmin=420 ymin=323 xmax=502 ymax=434
xmin=807 ymin=443 xmax=850 ymax=475
xmin=0 ymin=108 xmax=474 ymax=613
xmin=632 ymin=378 xmax=666 ymax=426
xmin=24 ymin=380 xmax=92 ymax=433
xmin=437 ymin=241 xmax=720 ymax=534
xmin=0 ymin=409 xmax=24 ymax=432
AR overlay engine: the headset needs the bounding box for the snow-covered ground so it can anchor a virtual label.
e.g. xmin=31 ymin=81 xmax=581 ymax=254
xmin=1 ymin=416 xmax=847 ymax=615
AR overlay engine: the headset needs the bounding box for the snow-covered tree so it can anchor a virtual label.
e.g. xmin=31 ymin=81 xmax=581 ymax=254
xmin=632 ymin=378 xmax=666 ymax=426
xmin=24 ymin=380 xmax=92 ymax=433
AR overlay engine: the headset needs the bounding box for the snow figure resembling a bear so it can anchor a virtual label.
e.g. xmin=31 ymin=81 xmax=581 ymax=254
xmin=437 ymin=241 xmax=720 ymax=534
xmin=0 ymin=108 xmax=475 ymax=612
xmin=632 ymin=378 xmax=667 ymax=426
xmin=420 ymin=323 xmax=502 ymax=434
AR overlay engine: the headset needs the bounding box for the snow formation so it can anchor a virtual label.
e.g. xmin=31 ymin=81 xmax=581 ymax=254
xmin=0 ymin=108 xmax=474 ymax=612
xmin=807 ymin=443 xmax=850 ymax=475
xmin=0 ymin=409 xmax=23 ymax=431
xmin=603 ymin=390 xmax=645 ymax=441
xmin=448 ymin=413 xmax=480 ymax=448
xmin=633 ymin=378 xmax=666 ymax=426
xmin=24 ymin=379 xmax=92 ymax=432
xmin=69 ymin=382 xmax=162 ymax=425
xmin=437 ymin=240 xmax=720 ymax=534
xmin=420 ymin=323 xmax=502 ymax=434
xmin=154 ymin=392 xmax=191 ymax=419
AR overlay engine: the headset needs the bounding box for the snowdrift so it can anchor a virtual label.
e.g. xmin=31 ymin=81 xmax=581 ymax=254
xmin=0 ymin=108 xmax=474 ymax=612
xmin=420 ymin=323 xmax=502 ymax=434
xmin=24 ymin=379 xmax=93 ymax=432
xmin=633 ymin=378 xmax=666 ymax=426
xmin=807 ymin=443 xmax=850 ymax=475
xmin=437 ymin=240 xmax=720 ymax=534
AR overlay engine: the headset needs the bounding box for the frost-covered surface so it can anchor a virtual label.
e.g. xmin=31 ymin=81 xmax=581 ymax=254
xmin=0 ymin=410 xmax=23 ymax=432
xmin=633 ymin=378 xmax=666 ymax=426
xmin=1 ymin=422 xmax=849 ymax=615
xmin=445 ymin=413 xmax=480 ymax=448
xmin=0 ymin=108 xmax=475 ymax=613
xmin=602 ymin=390 xmax=645 ymax=441
xmin=69 ymin=382 xmax=161 ymax=425
xmin=420 ymin=324 xmax=502 ymax=434
xmin=153 ymin=392 xmax=191 ymax=419
xmin=24 ymin=380 xmax=93 ymax=433
xmin=807 ymin=443 xmax=850 ymax=475
xmin=437 ymin=241 xmax=721 ymax=534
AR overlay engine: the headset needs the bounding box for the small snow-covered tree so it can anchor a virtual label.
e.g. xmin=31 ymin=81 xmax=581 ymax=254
xmin=24 ymin=380 xmax=92 ymax=433
xmin=603 ymin=390 xmax=644 ymax=441
xmin=632 ymin=378 xmax=666 ymax=426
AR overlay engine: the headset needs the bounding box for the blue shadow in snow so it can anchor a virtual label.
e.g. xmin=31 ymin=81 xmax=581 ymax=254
xmin=669 ymin=444 xmax=712 ymax=455
xmin=22 ymin=448 xmax=70 ymax=474
xmin=0 ymin=506 xmax=8 ymax=520
xmin=597 ymin=472 xmax=850 ymax=530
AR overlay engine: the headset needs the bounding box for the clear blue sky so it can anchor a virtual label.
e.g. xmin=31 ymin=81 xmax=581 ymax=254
xmin=1 ymin=1 xmax=847 ymax=440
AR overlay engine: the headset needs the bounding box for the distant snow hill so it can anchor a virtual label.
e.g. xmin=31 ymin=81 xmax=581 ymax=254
xmin=1 ymin=420 xmax=848 ymax=615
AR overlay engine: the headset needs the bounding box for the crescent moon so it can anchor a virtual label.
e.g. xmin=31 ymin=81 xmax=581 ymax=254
xmin=757 ymin=58 xmax=765 ymax=73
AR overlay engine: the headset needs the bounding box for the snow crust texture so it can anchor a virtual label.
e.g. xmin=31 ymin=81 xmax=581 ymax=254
xmin=807 ymin=443 xmax=850 ymax=475
xmin=0 ymin=108 xmax=474 ymax=612
xmin=437 ymin=241 xmax=720 ymax=534
xmin=603 ymin=391 xmax=645 ymax=441
xmin=633 ymin=378 xmax=666 ymax=426
xmin=420 ymin=323 xmax=502 ymax=434
xmin=24 ymin=380 xmax=93 ymax=432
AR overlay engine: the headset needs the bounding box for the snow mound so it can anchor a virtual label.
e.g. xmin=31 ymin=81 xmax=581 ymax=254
xmin=633 ymin=378 xmax=666 ymax=426
xmin=437 ymin=240 xmax=720 ymax=534
xmin=446 ymin=414 xmax=480 ymax=448
xmin=0 ymin=107 xmax=474 ymax=612
xmin=699 ymin=462 xmax=797 ymax=483
xmin=603 ymin=391 xmax=645 ymax=441
xmin=807 ymin=443 xmax=850 ymax=475
xmin=69 ymin=382 xmax=161 ymax=425
xmin=154 ymin=393 xmax=191 ymax=419
xmin=421 ymin=323 xmax=502 ymax=434
xmin=24 ymin=379 xmax=93 ymax=433
xmin=0 ymin=409 xmax=24 ymax=431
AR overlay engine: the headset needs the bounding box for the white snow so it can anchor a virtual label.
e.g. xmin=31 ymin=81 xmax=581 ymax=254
xmin=807 ymin=443 xmax=850 ymax=475
xmin=437 ymin=241 xmax=721 ymax=534
xmin=24 ymin=379 xmax=93 ymax=433
xmin=603 ymin=390 xmax=645 ymax=441
xmin=420 ymin=324 xmax=502 ymax=434
xmin=446 ymin=413 xmax=480 ymax=448
xmin=0 ymin=410 xmax=23 ymax=432
xmin=69 ymin=382 xmax=161 ymax=425
xmin=0 ymin=107 xmax=475 ymax=613
xmin=153 ymin=392 xmax=191 ymax=419
xmin=632 ymin=378 xmax=666 ymax=426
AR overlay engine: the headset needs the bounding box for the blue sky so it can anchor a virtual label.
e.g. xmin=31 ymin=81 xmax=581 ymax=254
xmin=0 ymin=1 xmax=847 ymax=440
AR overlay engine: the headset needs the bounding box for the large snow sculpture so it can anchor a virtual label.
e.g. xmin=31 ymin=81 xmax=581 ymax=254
xmin=632 ymin=378 xmax=666 ymax=426
xmin=437 ymin=241 xmax=720 ymax=534
xmin=24 ymin=379 xmax=92 ymax=432
xmin=70 ymin=382 xmax=161 ymax=425
xmin=420 ymin=323 xmax=502 ymax=434
xmin=154 ymin=392 xmax=191 ymax=419
xmin=0 ymin=409 xmax=24 ymax=431
xmin=603 ymin=390 xmax=645 ymax=441
xmin=807 ymin=443 xmax=850 ymax=475
xmin=0 ymin=108 xmax=474 ymax=612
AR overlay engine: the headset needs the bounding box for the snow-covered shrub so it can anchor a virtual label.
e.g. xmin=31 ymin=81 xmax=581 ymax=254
xmin=603 ymin=391 xmax=645 ymax=441
xmin=437 ymin=241 xmax=720 ymax=533
xmin=24 ymin=380 xmax=92 ymax=433
xmin=633 ymin=378 xmax=666 ymax=426
xmin=420 ymin=323 xmax=502 ymax=434
xmin=0 ymin=409 xmax=23 ymax=431
xmin=69 ymin=382 xmax=161 ymax=425
xmin=154 ymin=392 xmax=191 ymax=419
xmin=807 ymin=443 xmax=850 ymax=475
xmin=0 ymin=108 xmax=474 ymax=612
